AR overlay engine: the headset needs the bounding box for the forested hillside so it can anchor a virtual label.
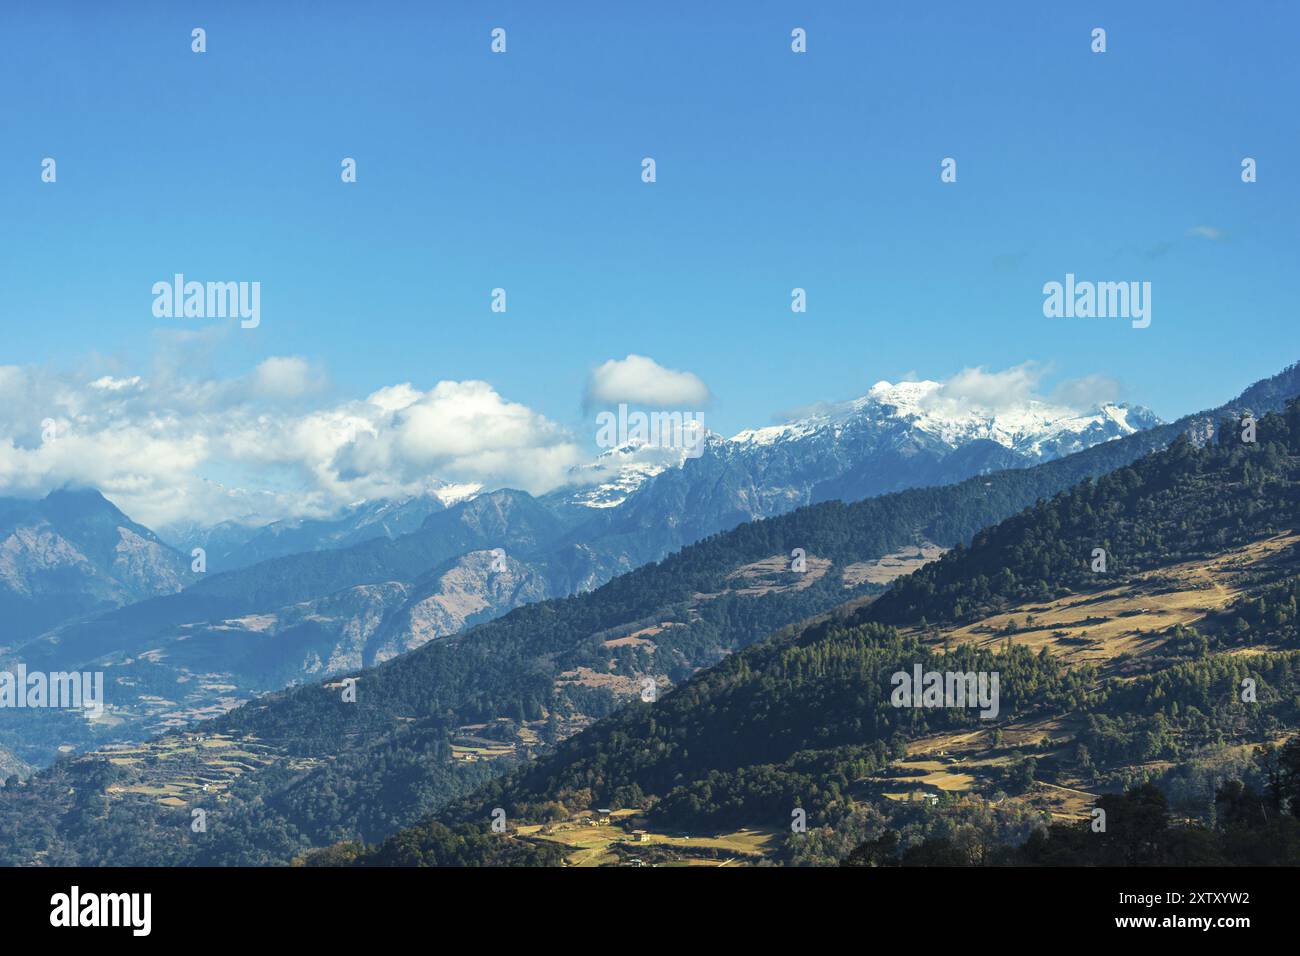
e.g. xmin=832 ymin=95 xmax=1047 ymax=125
xmin=352 ymin=401 xmax=1300 ymax=865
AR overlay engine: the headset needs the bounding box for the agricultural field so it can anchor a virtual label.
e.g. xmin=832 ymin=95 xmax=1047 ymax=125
xmin=515 ymin=810 xmax=780 ymax=866
xmin=95 ymin=733 xmax=287 ymax=806
xmin=861 ymin=717 xmax=1094 ymax=821
xmin=857 ymin=534 xmax=1300 ymax=822
xmin=910 ymin=533 xmax=1300 ymax=668
xmin=842 ymin=543 xmax=947 ymax=588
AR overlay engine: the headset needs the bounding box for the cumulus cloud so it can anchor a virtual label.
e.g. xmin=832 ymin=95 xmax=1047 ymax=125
xmin=585 ymin=354 xmax=711 ymax=408
xmin=89 ymin=376 xmax=144 ymax=393
xmin=0 ymin=358 xmax=582 ymax=530
xmin=330 ymin=380 xmax=580 ymax=494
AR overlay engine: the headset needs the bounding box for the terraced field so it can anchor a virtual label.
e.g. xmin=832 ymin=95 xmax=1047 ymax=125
xmin=96 ymin=733 xmax=289 ymax=806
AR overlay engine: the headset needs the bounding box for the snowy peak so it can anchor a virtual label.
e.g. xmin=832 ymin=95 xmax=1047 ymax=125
xmin=555 ymin=440 xmax=689 ymax=509
xmin=732 ymin=379 xmax=1160 ymax=460
xmin=560 ymin=380 xmax=1161 ymax=510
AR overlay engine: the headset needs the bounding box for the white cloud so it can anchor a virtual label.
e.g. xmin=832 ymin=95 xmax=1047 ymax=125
xmin=915 ymin=363 xmax=1125 ymax=417
xmin=0 ymin=358 xmax=582 ymax=531
xmin=1186 ymin=225 xmax=1226 ymax=241
xmin=923 ymin=362 xmax=1048 ymax=414
xmin=89 ymin=375 xmax=144 ymax=392
xmin=330 ymin=380 xmax=581 ymax=494
xmin=250 ymin=356 xmax=321 ymax=398
xmin=585 ymin=354 xmax=711 ymax=408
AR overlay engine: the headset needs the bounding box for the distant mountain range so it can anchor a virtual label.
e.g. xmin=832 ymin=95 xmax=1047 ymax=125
xmin=0 ymin=386 xmax=1161 ymax=753
xmin=0 ymin=369 xmax=1291 ymax=772
xmin=0 ymin=487 xmax=611 ymax=761
xmin=2 ymin=362 xmax=1294 ymax=864
xmin=568 ymin=385 xmax=1160 ymax=555
xmin=162 ymin=482 xmax=480 ymax=571
xmin=156 ymin=382 xmax=1163 ymax=572
xmin=556 ymin=380 xmax=1160 ymax=518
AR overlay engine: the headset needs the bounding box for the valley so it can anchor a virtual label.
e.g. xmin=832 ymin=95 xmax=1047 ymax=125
xmin=2 ymin=366 xmax=1299 ymax=868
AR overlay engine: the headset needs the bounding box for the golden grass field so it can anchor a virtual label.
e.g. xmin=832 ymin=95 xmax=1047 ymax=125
xmin=910 ymin=532 xmax=1300 ymax=668
xmin=842 ymin=543 xmax=948 ymax=588
xmin=514 ymin=809 xmax=780 ymax=866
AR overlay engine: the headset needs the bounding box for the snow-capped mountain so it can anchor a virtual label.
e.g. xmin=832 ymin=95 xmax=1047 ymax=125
xmin=561 ymin=380 xmax=1162 ymax=512
xmin=548 ymin=442 xmax=688 ymax=510
xmin=733 ymin=380 xmax=1153 ymax=458
xmin=156 ymin=379 xmax=1161 ymax=582
xmin=156 ymin=379 xmax=1160 ymax=550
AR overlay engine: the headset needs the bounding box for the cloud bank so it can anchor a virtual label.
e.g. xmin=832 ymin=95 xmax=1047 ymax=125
xmin=0 ymin=353 xmax=1124 ymax=534
xmin=0 ymin=358 xmax=583 ymax=530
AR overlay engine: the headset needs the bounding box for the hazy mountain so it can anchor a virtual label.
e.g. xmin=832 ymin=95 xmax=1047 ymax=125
xmin=0 ymin=488 xmax=192 ymax=644
xmin=1 ymin=488 xmax=617 ymax=759
xmin=162 ymin=485 xmax=480 ymax=572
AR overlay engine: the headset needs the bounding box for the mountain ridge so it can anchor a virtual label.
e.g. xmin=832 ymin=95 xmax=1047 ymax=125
xmin=1 ymin=361 xmax=1295 ymax=864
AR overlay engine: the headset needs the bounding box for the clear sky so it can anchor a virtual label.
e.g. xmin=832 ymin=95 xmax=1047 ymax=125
xmin=1 ymin=0 xmax=1297 ymax=526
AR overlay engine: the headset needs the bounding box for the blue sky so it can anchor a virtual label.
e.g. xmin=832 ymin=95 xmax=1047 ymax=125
xmin=1 ymin=0 xmax=1297 ymax=525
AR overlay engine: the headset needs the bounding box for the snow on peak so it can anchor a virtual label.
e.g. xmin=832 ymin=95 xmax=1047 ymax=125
xmin=731 ymin=379 xmax=1157 ymax=459
xmin=432 ymin=482 xmax=483 ymax=506
xmin=559 ymin=441 xmax=692 ymax=509
xmin=866 ymin=379 xmax=943 ymax=407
